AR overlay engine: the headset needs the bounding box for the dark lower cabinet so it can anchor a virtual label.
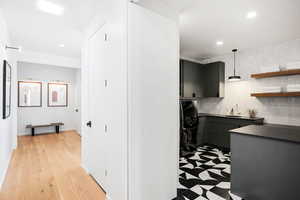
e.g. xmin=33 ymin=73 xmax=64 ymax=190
xmin=196 ymin=116 xmax=206 ymax=145
xmin=197 ymin=116 xmax=264 ymax=149
xmin=230 ymin=125 xmax=300 ymax=200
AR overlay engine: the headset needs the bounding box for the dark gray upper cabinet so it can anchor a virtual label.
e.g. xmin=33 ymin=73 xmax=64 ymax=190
xmin=203 ymin=62 xmax=225 ymax=98
xmin=180 ymin=60 xmax=225 ymax=98
xmin=180 ymin=60 xmax=205 ymax=98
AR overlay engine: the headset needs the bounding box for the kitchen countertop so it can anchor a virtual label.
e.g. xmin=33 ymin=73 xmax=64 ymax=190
xmin=198 ymin=113 xmax=264 ymax=122
xmin=230 ymin=124 xmax=300 ymax=144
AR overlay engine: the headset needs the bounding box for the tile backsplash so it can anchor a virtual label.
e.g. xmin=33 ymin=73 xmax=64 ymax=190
xmin=196 ymin=39 xmax=300 ymax=126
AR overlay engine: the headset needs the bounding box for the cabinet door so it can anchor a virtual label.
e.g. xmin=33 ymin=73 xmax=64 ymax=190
xmin=196 ymin=117 xmax=206 ymax=145
xmin=203 ymin=63 xmax=220 ymax=97
xmin=87 ymin=24 xmax=109 ymax=191
xmin=204 ymin=118 xmax=236 ymax=148
xmin=181 ymin=60 xmax=204 ymax=98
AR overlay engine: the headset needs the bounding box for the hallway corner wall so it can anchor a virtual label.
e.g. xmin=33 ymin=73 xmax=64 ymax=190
xmin=0 ymin=8 xmax=14 ymax=190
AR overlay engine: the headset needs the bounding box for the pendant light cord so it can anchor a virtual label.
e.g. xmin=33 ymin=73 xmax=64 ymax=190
xmin=229 ymin=49 xmax=241 ymax=81
xmin=232 ymin=49 xmax=238 ymax=76
xmin=234 ymin=51 xmax=236 ymax=76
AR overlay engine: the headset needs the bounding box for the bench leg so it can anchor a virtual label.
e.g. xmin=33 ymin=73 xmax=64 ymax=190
xmin=31 ymin=128 xmax=35 ymax=136
xmin=55 ymin=126 xmax=60 ymax=134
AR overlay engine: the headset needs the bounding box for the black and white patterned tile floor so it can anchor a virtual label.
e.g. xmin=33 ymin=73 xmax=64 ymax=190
xmin=173 ymin=146 xmax=243 ymax=200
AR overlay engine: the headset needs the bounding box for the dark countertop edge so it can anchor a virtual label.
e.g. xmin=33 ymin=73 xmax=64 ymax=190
xmin=230 ymin=124 xmax=300 ymax=144
xmin=264 ymin=123 xmax=300 ymax=129
xmin=198 ymin=113 xmax=264 ymax=122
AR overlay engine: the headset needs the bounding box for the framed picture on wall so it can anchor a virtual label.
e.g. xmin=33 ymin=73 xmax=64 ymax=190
xmin=3 ymin=60 xmax=12 ymax=119
xmin=18 ymin=81 xmax=42 ymax=107
xmin=48 ymin=83 xmax=68 ymax=107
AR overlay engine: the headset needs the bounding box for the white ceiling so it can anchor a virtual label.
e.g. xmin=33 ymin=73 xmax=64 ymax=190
xmin=178 ymin=0 xmax=300 ymax=60
xmin=0 ymin=0 xmax=100 ymax=58
xmin=1 ymin=0 xmax=300 ymax=60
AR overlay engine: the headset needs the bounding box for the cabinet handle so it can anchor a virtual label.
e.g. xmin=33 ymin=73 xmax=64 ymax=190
xmin=105 ymin=125 xmax=108 ymax=133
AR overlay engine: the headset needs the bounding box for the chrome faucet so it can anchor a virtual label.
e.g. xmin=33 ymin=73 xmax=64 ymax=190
xmin=229 ymin=104 xmax=241 ymax=116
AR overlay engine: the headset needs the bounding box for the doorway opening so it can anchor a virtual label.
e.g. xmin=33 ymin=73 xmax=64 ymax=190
xmin=177 ymin=94 xmax=236 ymax=199
xmin=17 ymin=61 xmax=81 ymax=136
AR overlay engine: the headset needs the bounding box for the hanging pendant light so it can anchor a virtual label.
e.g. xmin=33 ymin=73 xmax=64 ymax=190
xmin=228 ymin=49 xmax=241 ymax=81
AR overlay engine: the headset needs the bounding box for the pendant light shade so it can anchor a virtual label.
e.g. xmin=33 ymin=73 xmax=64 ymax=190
xmin=229 ymin=49 xmax=241 ymax=81
xmin=228 ymin=75 xmax=241 ymax=81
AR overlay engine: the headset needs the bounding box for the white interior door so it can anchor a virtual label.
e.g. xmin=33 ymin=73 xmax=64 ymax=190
xmin=87 ymin=24 xmax=109 ymax=191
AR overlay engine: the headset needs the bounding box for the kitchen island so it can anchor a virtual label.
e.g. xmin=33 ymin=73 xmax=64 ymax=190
xmin=230 ymin=124 xmax=300 ymax=200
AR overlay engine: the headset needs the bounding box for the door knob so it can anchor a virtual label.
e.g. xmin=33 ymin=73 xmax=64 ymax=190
xmin=86 ymin=121 xmax=92 ymax=128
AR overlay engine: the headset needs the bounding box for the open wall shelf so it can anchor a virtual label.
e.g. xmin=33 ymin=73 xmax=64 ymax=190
xmin=251 ymin=69 xmax=300 ymax=79
xmin=251 ymin=69 xmax=300 ymax=97
xmin=251 ymin=92 xmax=300 ymax=97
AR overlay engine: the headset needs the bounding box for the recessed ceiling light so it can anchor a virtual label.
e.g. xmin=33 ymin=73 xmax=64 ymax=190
xmin=216 ymin=41 xmax=224 ymax=46
xmin=37 ymin=0 xmax=64 ymax=16
xmin=59 ymin=44 xmax=65 ymax=48
xmin=246 ymin=11 xmax=257 ymax=19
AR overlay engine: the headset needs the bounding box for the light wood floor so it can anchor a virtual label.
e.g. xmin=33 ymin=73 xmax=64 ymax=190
xmin=0 ymin=131 xmax=106 ymax=200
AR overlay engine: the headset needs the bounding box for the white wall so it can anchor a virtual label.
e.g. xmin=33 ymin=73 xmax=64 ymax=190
xmin=137 ymin=0 xmax=179 ymax=21
xmin=18 ymin=50 xmax=81 ymax=69
xmin=128 ymin=3 xmax=179 ymax=200
xmin=82 ymin=1 xmax=179 ymax=200
xmin=0 ymin=9 xmax=14 ymax=189
xmin=197 ymin=39 xmax=300 ymax=126
xmin=74 ymin=69 xmax=81 ymax=134
xmin=17 ymin=62 xmax=81 ymax=135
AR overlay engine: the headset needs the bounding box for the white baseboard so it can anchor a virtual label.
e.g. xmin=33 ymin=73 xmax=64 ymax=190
xmin=106 ymin=195 xmax=112 ymax=200
xmin=0 ymin=151 xmax=12 ymax=190
xmin=81 ymin=163 xmax=89 ymax=173
xmin=13 ymin=140 xmax=17 ymax=150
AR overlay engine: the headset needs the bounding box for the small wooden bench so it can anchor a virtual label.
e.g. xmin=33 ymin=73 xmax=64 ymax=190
xmin=26 ymin=123 xmax=64 ymax=136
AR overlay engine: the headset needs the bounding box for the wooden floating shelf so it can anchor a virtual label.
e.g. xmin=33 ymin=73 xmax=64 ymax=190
xmin=251 ymin=69 xmax=300 ymax=79
xmin=251 ymin=92 xmax=300 ymax=97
